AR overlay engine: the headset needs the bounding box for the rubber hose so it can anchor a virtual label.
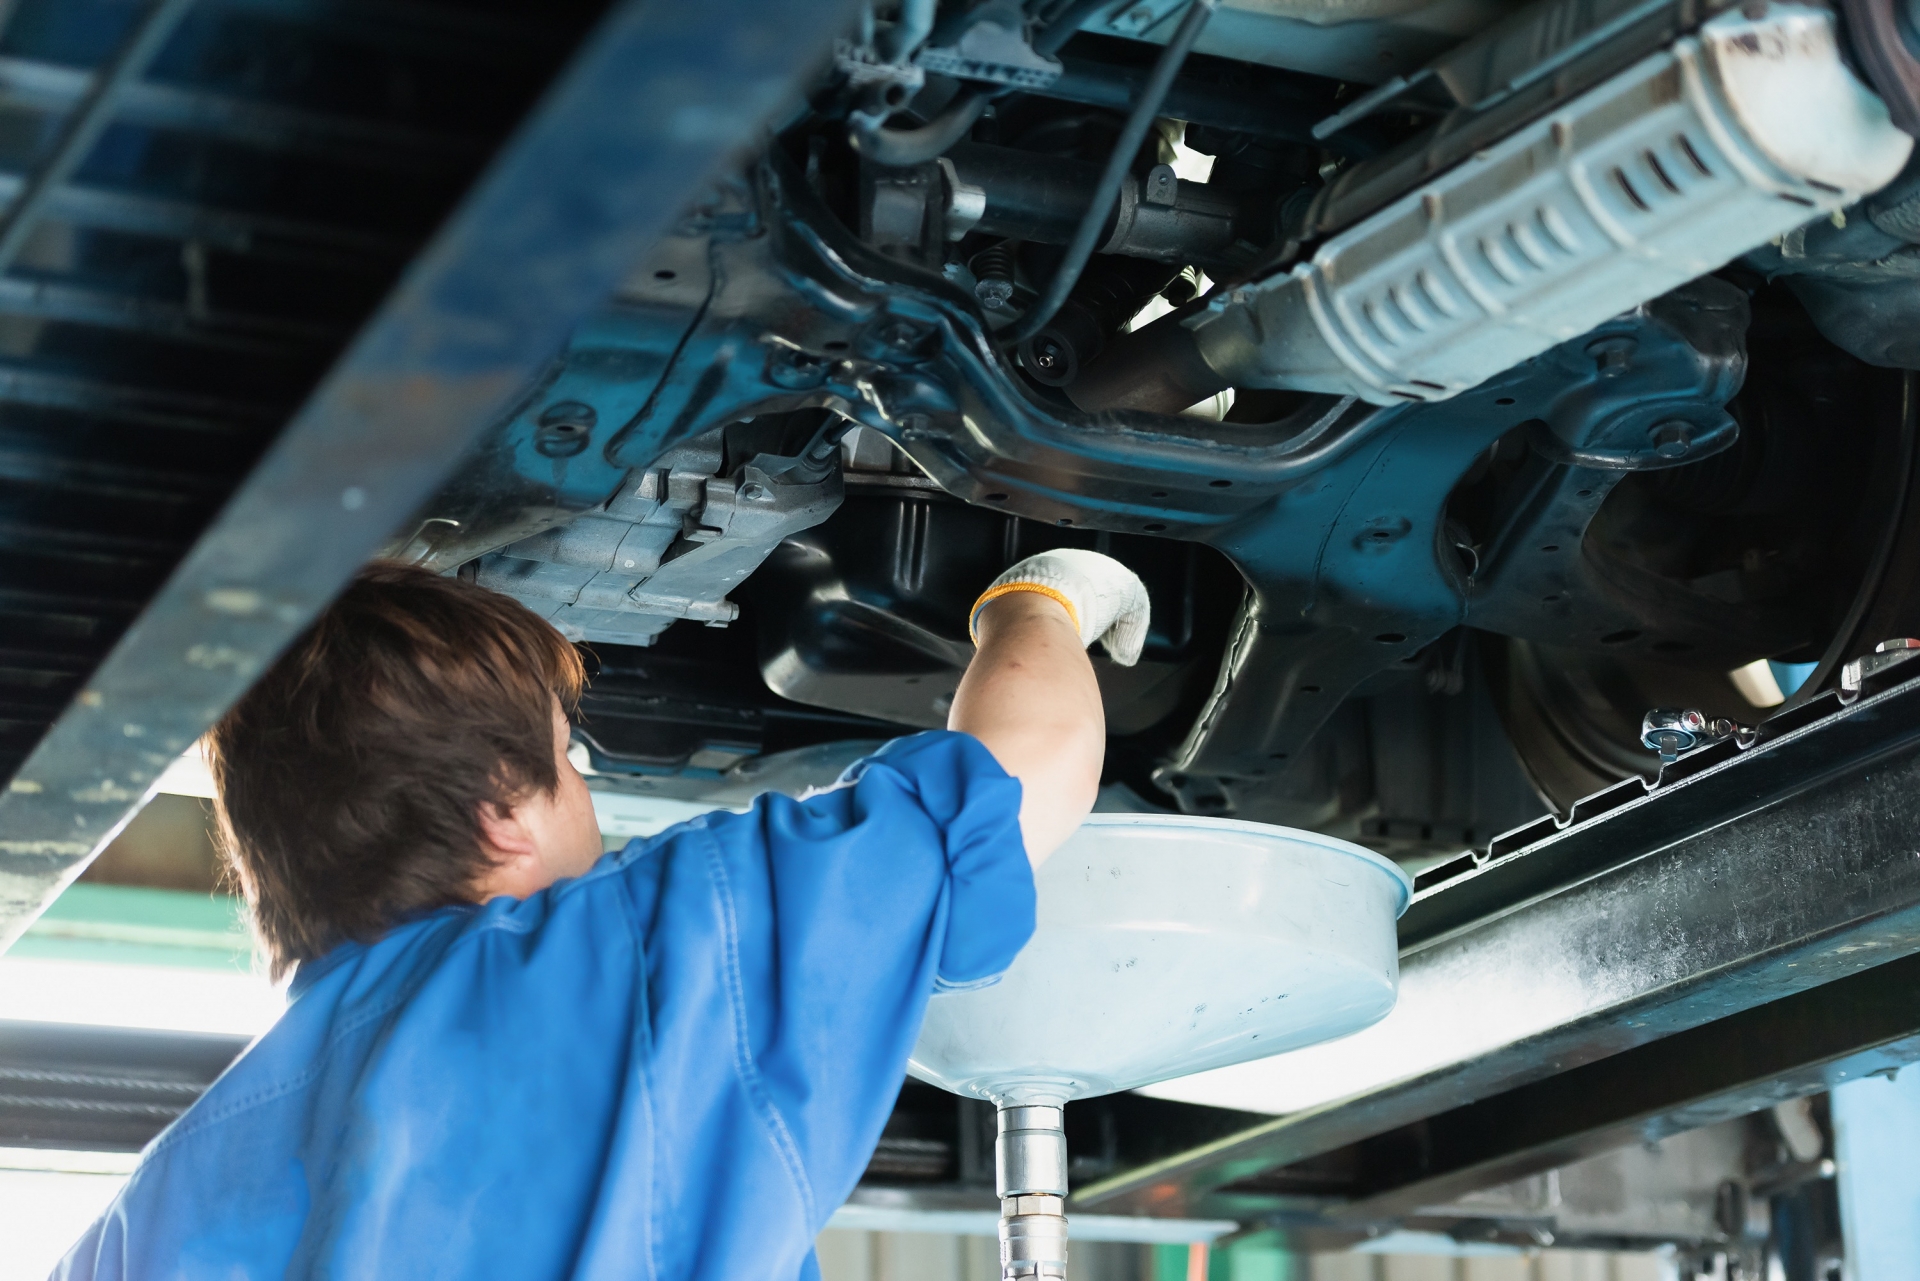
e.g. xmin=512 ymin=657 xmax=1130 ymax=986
xmin=1009 ymin=0 xmax=1218 ymax=346
xmin=850 ymin=87 xmax=991 ymax=167
xmin=1032 ymin=0 xmax=1122 ymax=55
xmin=849 ymin=0 xmax=1121 ymax=169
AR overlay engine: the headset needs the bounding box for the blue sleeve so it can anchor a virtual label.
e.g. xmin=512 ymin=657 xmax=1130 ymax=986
xmin=680 ymin=729 xmax=1032 ymax=1222
xmin=824 ymin=729 xmax=1035 ymax=988
xmin=37 ymin=732 xmax=1031 ymax=1281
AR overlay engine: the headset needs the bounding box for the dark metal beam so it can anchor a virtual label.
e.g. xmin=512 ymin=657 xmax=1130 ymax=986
xmin=0 ymin=1019 xmax=248 ymax=1152
xmin=0 ymin=276 xmax=342 ymax=353
xmin=1044 ymin=43 xmax=1379 ymax=155
xmin=9 ymin=179 xmax=412 ymax=261
xmin=0 ymin=0 xmax=200 ymax=278
xmin=208 ymin=0 xmax=582 ymax=66
xmin=0 ymin=366 xmax=277 ymax=432
xmin=1074 ymin=668 xmax=1920 ymax=1217
xmin=0 ymin=0 xmax=862 ymax=950
xmin=1318 ymin=951 xmax=1920 ymax=1221
xmin=1399 ymin=687 xmax=1920 ymax=947
xmin=0 ymin=55 xmax=484 ymax=169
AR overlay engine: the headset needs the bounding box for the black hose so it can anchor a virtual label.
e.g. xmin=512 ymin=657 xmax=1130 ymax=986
xmin=848 ymin=0 xmax=1124 ymax=169
xmin=850 ymin=87 xmax=991 ymax=167
xmin=1009 ymin=0 xmax=1217 ymax=346
xmin=1032 ymin=0 xmax=1121 ymax=55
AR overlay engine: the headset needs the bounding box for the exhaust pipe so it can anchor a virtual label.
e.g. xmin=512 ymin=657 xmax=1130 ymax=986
xmin=1071 ymin=3 xmax=1912 ymax=413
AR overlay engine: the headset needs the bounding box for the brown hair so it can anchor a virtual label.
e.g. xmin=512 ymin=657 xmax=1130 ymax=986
xmin=207 ymin=562 xmax=585 ymax=978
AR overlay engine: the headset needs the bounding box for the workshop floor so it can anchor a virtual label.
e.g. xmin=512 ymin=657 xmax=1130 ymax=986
xmin=815 ymin=1231 xmax=1676 ymax=1281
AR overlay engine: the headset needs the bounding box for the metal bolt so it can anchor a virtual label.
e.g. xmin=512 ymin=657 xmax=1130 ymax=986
xmin=1032 ymin=338 xmax=1065 ymax=371
xmin=535 ymin=401 xmax=597 ymax=457
xmin=740 ymin=482 xmax=769 ymax=501
xmin=1587 ymin=335 xmax=1636 ymax=374
xmin=1641 ymin=707 xmax=1742 ymax=763
xmin=1144 ymin=164 xmax=1177 ymax=206
xmin=765 ymin=346 xmax=829 ymax=390
xmin=976 ymin=277 xmax=1014 ymax=309
xmin=1840 ymin=637 xmax=1920 ymax=701
xmin=877 ymin=319 xmax=930 ymax=352
xmin=1649 ymin=421 xmax=1693 ymax=459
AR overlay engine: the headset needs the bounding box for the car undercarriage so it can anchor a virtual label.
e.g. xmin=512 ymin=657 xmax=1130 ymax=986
xmin=9 ymin=0 xmax=1920 ymax=1273
xmin=396 ymin=0 xmax=1920 ymax=869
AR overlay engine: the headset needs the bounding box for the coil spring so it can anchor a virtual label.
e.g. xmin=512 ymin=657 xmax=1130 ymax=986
xmin=971 ymin=240 xmax=1018 ymax=310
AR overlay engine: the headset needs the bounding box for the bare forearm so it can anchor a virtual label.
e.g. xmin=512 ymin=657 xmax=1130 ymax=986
xmin=948 ymin=593 xmax=1104 ymax=865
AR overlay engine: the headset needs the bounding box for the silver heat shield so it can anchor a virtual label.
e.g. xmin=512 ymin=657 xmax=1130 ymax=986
xmin=1182 ymin=4 xmax=1913 ymax=406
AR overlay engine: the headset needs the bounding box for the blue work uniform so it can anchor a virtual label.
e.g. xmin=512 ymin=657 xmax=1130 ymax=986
xmin=54 ymin=730 xmax=1032 ymax=1281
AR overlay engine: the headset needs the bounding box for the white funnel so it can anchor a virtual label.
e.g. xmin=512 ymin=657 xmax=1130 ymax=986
xmin=910 ymin=813 xmax=1412 ymax=1107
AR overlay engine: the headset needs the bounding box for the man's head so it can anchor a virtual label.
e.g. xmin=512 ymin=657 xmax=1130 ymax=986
xmin=208 ymin=563 xmax=602 ymax=978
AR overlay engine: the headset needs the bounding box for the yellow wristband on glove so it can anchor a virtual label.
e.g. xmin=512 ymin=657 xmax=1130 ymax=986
xmin=968 ymin=582 xmax=1082 ymax=644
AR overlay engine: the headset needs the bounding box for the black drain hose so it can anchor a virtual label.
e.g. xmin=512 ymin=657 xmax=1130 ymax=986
xmin=1008 ymin=0 xmax=1218 ymax=346
xmin=849 ymin=0 xmax=1140 ymax=169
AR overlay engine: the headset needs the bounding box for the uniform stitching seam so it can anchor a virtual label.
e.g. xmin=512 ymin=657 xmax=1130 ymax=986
xmin=699 ymin=824 xmax=819 ymax=1227
xmin=615 ymin=869 xmax=662 ymax=1281
xmin=142 ymin=1060 xmax=325 ymax=1159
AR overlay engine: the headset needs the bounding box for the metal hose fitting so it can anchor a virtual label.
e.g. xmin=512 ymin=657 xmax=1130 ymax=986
xmin=996 ymin=1104 xmax=1068 ymax=1281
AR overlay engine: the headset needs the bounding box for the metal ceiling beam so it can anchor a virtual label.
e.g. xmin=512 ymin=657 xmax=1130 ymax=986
xmin=1075 ymin=667 xmax=1920 ymax=1217
xmin=0 ymin=0 xmax=200 ymax=279
xmin=0 ymin=1019 xmax=248 ymax=1152
xmin=0 ymin=364 xmax=285 ymax=430
xmin=0 ymin=276 xmax=344 ymax=352
xmin=0 ymin=175 xmax=413 ymax=259
xmin=0 ymin=0 xmax=862 ymax=951
xmin=207 ymin=0 xmax=581 ymax=65
xmin=0 ymin=54 xmax=484 ymax=167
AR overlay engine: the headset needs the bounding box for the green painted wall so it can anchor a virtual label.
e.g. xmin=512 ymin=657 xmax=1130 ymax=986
xmin=11 ymin=883 xmax=252 ymax=972
xmin=1152 ymin=1235 xmax=1300 ymax=1281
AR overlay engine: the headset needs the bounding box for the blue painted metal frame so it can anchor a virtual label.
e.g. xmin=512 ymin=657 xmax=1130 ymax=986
xmin=0 ymin=0 xmax=864 ymax=949
xmin=405 ymin=153 xmax=1777 ymax=816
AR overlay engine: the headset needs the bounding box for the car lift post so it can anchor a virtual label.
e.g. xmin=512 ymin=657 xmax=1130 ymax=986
xmin=1834 ymin=1070 xmax=1920 ymax=1280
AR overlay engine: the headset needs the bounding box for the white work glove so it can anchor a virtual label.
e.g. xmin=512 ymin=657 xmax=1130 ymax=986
xmin=969 ymin=549 xmax=1152 ymax=666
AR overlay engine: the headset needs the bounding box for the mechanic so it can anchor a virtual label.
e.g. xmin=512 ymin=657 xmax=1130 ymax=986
xmin=55 ymin=548 xmax=1149 ymax=1280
